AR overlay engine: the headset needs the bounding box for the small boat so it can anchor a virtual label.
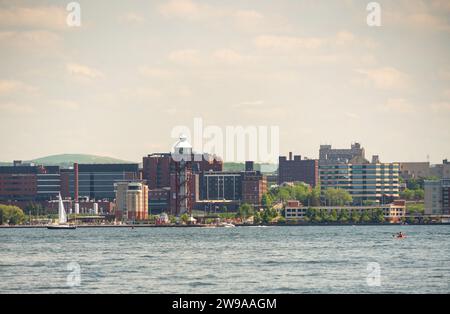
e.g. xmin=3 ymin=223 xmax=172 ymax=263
xmin=393 ymin=233 xmax=406 ymax=239
xmin=219 ymin=222 xmax=235 ymax=228
xmin=47 ymin=193 xmax=76 ymax=230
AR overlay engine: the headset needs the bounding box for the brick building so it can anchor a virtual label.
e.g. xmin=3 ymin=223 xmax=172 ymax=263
xmin=278 ymin=153 xmax=319 ymax=187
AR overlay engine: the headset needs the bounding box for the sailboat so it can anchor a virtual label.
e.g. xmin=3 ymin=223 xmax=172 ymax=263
xmin=47 ymin=193 xmax=76 ymax=230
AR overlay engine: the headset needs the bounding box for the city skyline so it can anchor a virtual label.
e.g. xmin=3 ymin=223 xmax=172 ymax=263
xmin=1 ymin=0 xmax=450 ymax=163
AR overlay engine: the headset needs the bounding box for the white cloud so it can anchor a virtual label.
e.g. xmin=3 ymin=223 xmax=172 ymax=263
xmin=0 ymin=31 xmax=61 ymax=51
xmin=381 ymin=98 xmax=415 ymax=113
xmin=168 ymin=49 xmax=202 ymax=65
xmin=0 ymin=102 xmax=35 ymax=114
xmin=158 ymin=0 xmax=221 ymax=20
xmin=0 ymin=80 xmax=37 ymax=95
xmin=213 ymin=49 xmax=244 ymax=65
xmin=355 ymin=67 xmax=410 ymax=90
xmin=119 ymin=87 xmax=162 ymax=101
xmin=49 ymin=100 xmax=80 ymax=110
xmin=335 ymin=31 xmax=355 ymax=45
xmin=139 ymin=67 xmax=175 ymax=79
xmin=234 ymin=100 xmax=265 ymax=108
xmin=0 ymin=6 xmax=67 ymax=30
xmin=119 ymin=12 xmax=145 ymax=25
xmin=345 ymin=112 xmax=360 ymax=119
xmin=254 ymin=35 xmax=325 ymax=51
xmin=233 ymin=10 xmax=264 ymax=31
xmin=430 ymin=102 xmax=450 ymax=113
xmin=67 ymin=63 xmax=104 ymax=80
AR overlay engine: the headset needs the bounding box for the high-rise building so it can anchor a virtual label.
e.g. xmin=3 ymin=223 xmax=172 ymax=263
xmin=424 ymin=179 xmax=450 ymax=215
xmin=319 ymin=159 xmax=400 ymax=204
xmin=278 ymin=153 xmax=318 ymax=187
xmin=319 ymin=143 xmax=365 ymax=164
xmin=114 ymin=181 xmax=149 ymax=221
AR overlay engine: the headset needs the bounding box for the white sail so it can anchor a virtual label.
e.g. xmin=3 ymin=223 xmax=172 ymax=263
xmin=58 ymin=193 xmax=67 ymax=224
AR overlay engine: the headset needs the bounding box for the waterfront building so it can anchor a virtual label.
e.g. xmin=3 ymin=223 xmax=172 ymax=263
xmin=115 ymin=181 xmax=149 ymax=221
xmin=278 ymin=153 xmax=319 ymax=187
xmin=199 ymin=161 xmax=267 ymax=209
xmin=148 ymin=187 xmax=171 ymax=214
xmin=284 ymin=200 xmax=406 ymax=223
xmin=242 ymin=170 xmax=267 ymax=208
xmin=424 ymin=179 xmax=450 ymax=215
xmin=319 ymin=157 xmax=400 ymax=204
xmin=201 ymin=171 xmax=242 ymax=201
xmin=0 ymin=161 xmax=61 ymax=201
xmin=61 ymin=163 xmax=139 ymax=201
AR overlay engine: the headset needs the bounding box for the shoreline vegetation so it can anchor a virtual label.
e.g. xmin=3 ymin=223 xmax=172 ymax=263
xmin=0 ymin=222 xmax=449 ymax=229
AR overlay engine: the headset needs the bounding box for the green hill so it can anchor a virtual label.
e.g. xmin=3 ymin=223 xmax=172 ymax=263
xmin=223 ymin=162 xmax=278 ymax=173
xmin=30 ymin=154 xmax=134 ymax=167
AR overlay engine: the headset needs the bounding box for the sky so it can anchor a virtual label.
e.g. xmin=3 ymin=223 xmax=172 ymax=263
xmin=0 ymin=0 xmax=449 ymax=164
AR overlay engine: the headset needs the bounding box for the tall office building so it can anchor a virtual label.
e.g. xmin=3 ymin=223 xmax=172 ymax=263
xmin=278 ymin=153 xmax=319 ymax=187
xmin=319 ymin=159 xmax=400 ymax=204
xmin=424 ymin=179 xmax=450 ymax=215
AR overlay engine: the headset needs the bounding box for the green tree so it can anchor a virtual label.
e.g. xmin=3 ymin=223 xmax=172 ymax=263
xmin=253 ymin=211 xmax=262 ymax=224
xmin=237 ymin=203 xmax=254 ymax=220
xmin=319 ymin=209 xmax=330 ymax=222
xmin=309 ymin=185 xmax=321 ymax=206
xmin=360 ymin=210 xmax=371 ymax=223
xmin=400 ymin=188 xmax=414 ymax=200
xmin=351 ymin=211 xmax=361 ymax=224
xmin=0 ymin=205 xmax=26 ymax=225
xmin=262 ymin=208 xmax=278 ymax=223
xmin=324 ymin=188 xmax=353 ymax=206
xmin=373 ymin=209 xmax=385 ymax=223
xmin=338 ymin=209 xmax=350 ymax=223
xmin=414 ymin=189 xmax=424 ymax=200
xmin=261 ymin=193 xmax=273 ymax=208
xmin=329 ymin=209 xmax=338 ymax=222
xmin=180 ymin=213 xmax=189 ymax=224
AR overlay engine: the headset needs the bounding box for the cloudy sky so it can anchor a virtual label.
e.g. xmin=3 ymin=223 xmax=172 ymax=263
xmin=0 ymin=0 xmax=449 ymax=163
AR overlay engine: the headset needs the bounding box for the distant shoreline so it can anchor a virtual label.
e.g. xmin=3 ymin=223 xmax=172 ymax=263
xmin=1 ymin=223 xmax=449 ymax=229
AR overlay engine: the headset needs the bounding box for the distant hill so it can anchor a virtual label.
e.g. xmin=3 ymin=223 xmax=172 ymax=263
xmin=30 ymin=154 xmax=134 ymax=167
xmin=223 ymin=162 xmax=278 ymax=173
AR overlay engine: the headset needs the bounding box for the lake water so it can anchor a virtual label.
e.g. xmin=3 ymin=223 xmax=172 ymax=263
xmin=0 ymin=225 xmax=449 ymax=294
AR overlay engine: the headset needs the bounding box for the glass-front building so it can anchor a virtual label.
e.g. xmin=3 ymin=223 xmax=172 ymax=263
xmin=319 ymin=162 xmax=400 ymax=204
xmin=67 ymin=164 xmax=139 ymax=200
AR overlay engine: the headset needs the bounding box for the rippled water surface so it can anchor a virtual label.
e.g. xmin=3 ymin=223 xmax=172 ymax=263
xmin=0 ymin=225 xmax=449 ymax=293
